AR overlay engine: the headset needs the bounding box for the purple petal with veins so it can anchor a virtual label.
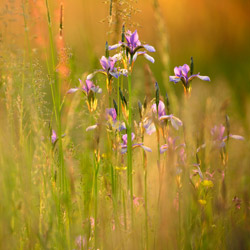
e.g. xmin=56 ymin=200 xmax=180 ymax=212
xmin=86 ymin=124 xmax=98 ymax=131
xmin=143 ymin=44 xmax=156 ymax=52
xmin=229 ymin=134 xmax=244 ymax=140
xmin=109 ymin=43 xmax=122 ymax=50
xmin=144 ymin=53 xmax=155 ymax=63
xmin=67 ymin=88 xmax=79 ymax=94
xmin=181 ymin=64 xmax=190 ymax=78
xmin=197 ymin=75 xmax=211 ymax=81
xmin=160 ymin=144 xmax=168 ymax=154
xmin=174 ymin=66 xmax=182 ymax=77
xmin=140 ymin=145 xmax=152 ymax=152
xmin=169 ymin=76 xmax=181 ymax=83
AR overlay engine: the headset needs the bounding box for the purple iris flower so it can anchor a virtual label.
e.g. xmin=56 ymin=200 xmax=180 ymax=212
xmin=211 ymin=124 xmax=244 ymax=148
xmin=67 ymin=79 xmax=102 ymax=95
xmin=87 ymin=55 xmax=128 ymax=80
xmin=106 ymin=108 xmax=126 ymax=131
xmin=121 ymin=132 xmax=152 ymax=154
xmin=152 ymin=100 xmax=166 ymax=118
xmin=109 ymin=30 xmax=156 ymax=64
xmin=169 ymin=64 xmax=210 ymax=91
xmin=106 ymin=108 xmax=117 ymax=121
xmin=151 ymin=101 xmax=183 ymax=130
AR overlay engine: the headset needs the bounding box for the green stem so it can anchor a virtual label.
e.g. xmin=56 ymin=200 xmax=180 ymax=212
xmin=127 ymin=70 xmax=133 ymax=225
xmin=143 ymin=145 xmax=149 ymax=250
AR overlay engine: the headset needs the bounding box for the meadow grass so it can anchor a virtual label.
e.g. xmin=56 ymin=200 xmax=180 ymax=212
xmin=0 ymin=1 xmax=249 ymax=250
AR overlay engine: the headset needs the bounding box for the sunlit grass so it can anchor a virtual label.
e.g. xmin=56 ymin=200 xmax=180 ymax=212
xmin=0 ymin=1 xmax=249 ymax=250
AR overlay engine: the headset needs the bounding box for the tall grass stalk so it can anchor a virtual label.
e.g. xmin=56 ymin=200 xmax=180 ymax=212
xmin=45 ymin=0 xmax=67 ymax=194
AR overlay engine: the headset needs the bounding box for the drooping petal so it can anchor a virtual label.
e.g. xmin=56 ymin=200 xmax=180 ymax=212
xmin=140 ymin=145 xmax=152 ymax=152
xmin=159 ymin=115 xmax=171 ymax=122
xmin=170 ymin=116 xmax=183 ymax=130
xmin=160 ymin=144 xmax=168 ymax=154
xmin=188 ymin=73 xmax=200 ymax=82
xmin=229 ymin=134 xmax=244 ymax=140
xmin=109 ymin=71 xmax=119 ymax=79
xmin=67 ymin=88 xmax=79 ymax=94
xmin=143 ymin=53 xmax=155 ymax=63
xmin=132 ymin=143 xmax=143 ymax=149
xmin=86 ymin=124 xmax=98 ymax=131
xmin=132 ymin=52 xmax=138 ymax=63
xmin=143 ymin=44 xmax=156 ymax=52
xmin=196 ymin=75 xmax=211 ymax=81
xmin=169 ymin=76 xmax=181 ymax=83
xmin=109 ymin=43 xmax=122 ymax=50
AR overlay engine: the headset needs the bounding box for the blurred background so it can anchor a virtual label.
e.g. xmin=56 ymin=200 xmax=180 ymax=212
xmin=0 ymin=0 xmax=250 ymax=122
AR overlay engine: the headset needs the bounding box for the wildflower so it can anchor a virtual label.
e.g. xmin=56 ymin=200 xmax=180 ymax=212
xmin=109 ymin=30 xmax=156 ymax=65
xmin=151 ymin=100 xmax=183 ymax=130
xmin=169 ymin=63 xmax=210 ymax=92
xmin=87 ymin=55 xmax=128 ymax=80
xmin=67 ymin=79 xmax=102 ymax=95
xmin=211 ymin=124 xmax=244 ymax=148
xmin=106 ymin=108 xmax=126 ymax=131
xmin=121 ymin=133 xmax=152 ymax=154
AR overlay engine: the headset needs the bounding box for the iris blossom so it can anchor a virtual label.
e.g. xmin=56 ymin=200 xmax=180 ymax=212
xmin=106 ymin=108 xmax=126 ymax=131
xmin=121 ymin=133 xmax=152 ymax=154
xmin=211 ymin=124 xmax=244 ymax=148
xmin=197 ymin=124 xmax=244 ymax=152
xmin=169 ymin=64 xmax=210 ymax=92
xmin=151 ymin=101 xmax=183 ymax=130
xmin=67 ymin=79 xmax=102 ymax=95
xmin=109 ymin=30 xmax=156 ymax=65
xmin=87 ymin=55 xmax=128 ymax=80
xmin=67 ymin=79 xmax=102 ymax=112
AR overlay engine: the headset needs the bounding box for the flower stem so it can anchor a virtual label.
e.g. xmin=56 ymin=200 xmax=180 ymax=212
xmin=143 ymin=148 xmax=149 ymax=250
xmin=127 ymin=70 xmax=133 ymax=225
